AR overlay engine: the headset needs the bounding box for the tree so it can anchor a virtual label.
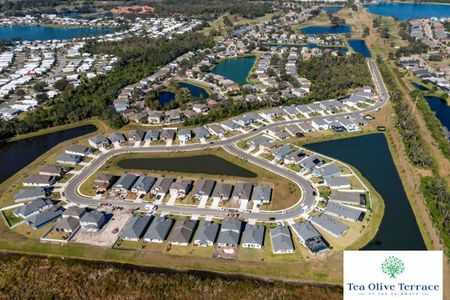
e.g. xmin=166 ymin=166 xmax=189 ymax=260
xmin=33 ymin=81 xmax=46 ymax=92
xmin=15 ymin=89 xmax=25 ymax=96
xmin=53 ymin=78 xmax=69 ymax=91
xmin=362 ymin=26 xmax=370 ymax=38
xmin=35 ymin=93 xmax=49 ymax=103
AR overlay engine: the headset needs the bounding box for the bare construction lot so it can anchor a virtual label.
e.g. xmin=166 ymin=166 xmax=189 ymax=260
xmin=72 ymin=212 xmax=131 ymax=248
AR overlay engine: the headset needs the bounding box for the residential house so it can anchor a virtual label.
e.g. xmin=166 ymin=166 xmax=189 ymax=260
xmin=65 ymin=145 xmax=92 ymax=157
xmin=192 ymin=179 xmax=215 ymax=200
xmin=62 ymin=206 xmax=86 ymax=219
xmin=169 ymin=219 xmax=197 ymax=246
xmin=39 ymin=165 xmax=69 ymax=177
xmin=88 ymin=135 xmax=110 ymax=149
xmin=325 ymin=202 xmax=365 ymax=222
xmin=207 ymin=124 xmax=226 ymax=138
xmin=128 ymin=129 xmax=145 ymax=142
xmin=94 ymin=174 xmax=117 ymax=193
xmin=26 ymin=207 xmax=63 ymax=230
xmin=310 ymin=214 xmax=349 ymax=238
xmin=13 ymin=199 xmax=53 ymax=218
xmin=193 ymin=221 xmax=219 ymax=247
xmin=151 ymin=177 xmax=175 ymax=196
xmin=250 ymin=184 xmax=272 ymax=205
xmin=216 ymin=220 xmax=243 ymax=247
xmin=270 ymin=226 xmax=294 ymax=254
xmin=169 ymin=179 xmax=193 ymax=198
xmin=148 ymin=111 xmax=164 ymax=124
xmin=299 ymin=155 xmax=325 ymax=172
xmin=329 ymin=190 xmax=366 ymax=206
xmin=272 ymin=145 xmax=295 ymax=161
xmin=312 ymin=164 xmax=342 ymax=179
xmin=284 ymin=150 xmax=307 ymax=165
xmin=241 ymin=224 xmax=265 ymax=249
xmin=23 ymin=175 xmax=57 ymax=187
xmin=108 ymin=132 xmax=126 ymax=144
xmin=193 ymin=127 xmax=211 ymax=140
xmin=54 ymin=216 xmax=80 ymax=233
xmin=80 ymin=211 xmax=107 ymax=232
xmin=111 ymin=173 xmax=139 ymax=194
xmin=160 ymin=128 xmax=176 ymax=141
xmin=14 ymin=188 xmax=48 ymax=203
xmin=120 ymin=215 xmax=152 ymax=241
xmin=325 ymin=177 xmax=351 ymax=189
xmin=231 ymin=181 xmax=253 ymax=202
xmin=291 ymin=222 xmax=328 ymax=253
xmin=143 ymin=216 xmax=173 ymax=243
xmin=56 ymin=153 xmax=82 ymax=165
xmin=131 ymin=176 xmax=156 ymax=196
xmin=144 ymin=130 xmax=160 ymax=142
xmin=177 ymin=129 xmax=192 ymax=142
xmin=211 ymin=183 xmax=233 ymax=202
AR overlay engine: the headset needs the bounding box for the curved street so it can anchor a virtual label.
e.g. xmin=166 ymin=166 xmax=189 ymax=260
xmin=63 ymin=59 xmax=388 ymax=222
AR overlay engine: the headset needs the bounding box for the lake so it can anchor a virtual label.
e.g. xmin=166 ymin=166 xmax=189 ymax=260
xmin=322 ymin=6 xmax=342 ymax=13
xmin=300 ymin=25 xmax=351 ymax=35
xmin=364 ymin=3 xmax=450 ymax=21
xmin=212 ymin=56 xmax=256 ymax=85
xmin=0 ymin=125 xmax=97 ymax=184
xmin=117 ymin=155 xmax=257 ymax=177
xmin=158 ymin=82 xmax=209 ymax=106
xmin=411 ymin=82 xmax=429 ymax=91
xmin=0 ymin=25 xmax=114 ymax=41
xmin=425 ymin=96 xmax=450 ymax=139
xmin=348 ymin=39 xmax=371 ymax=58
xmin=306 ymin=134 xmax=426 ymax=250
xmin=178 ymin=82 xmax=209 ymax=99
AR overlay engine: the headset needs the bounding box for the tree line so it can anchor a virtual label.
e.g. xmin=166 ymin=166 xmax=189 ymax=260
xmin=378 ymin=59 xmax=450 ymax=255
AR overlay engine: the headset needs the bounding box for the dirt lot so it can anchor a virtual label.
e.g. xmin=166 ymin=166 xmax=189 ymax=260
xmin=72 ymin=212 xmax=131 ymax=248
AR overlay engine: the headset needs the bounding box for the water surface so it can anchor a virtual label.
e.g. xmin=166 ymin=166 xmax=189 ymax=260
xmin=306 ymin=134 xmax=426 ymax=250
xmin=0 ymin=125 xmax=97 ymax=184
xmin=425 ymin=96 xmax=450 ymax=139
xmin=348 ymin=39 xmax=371 ymax=58
xmin=178 ymin=82 xmax=209 ymax=99
xmin=300 ymin=25 xmax=351 ymax=35
xmin=411 ymin=82 xmax=429 ymax=91
xmin=0 ymin=25 xmax=113 ymax=41
xmin=212 ymin=57 xmax=256 ymax=84
xmin=364 ymin=3 xmax=450 ymax=21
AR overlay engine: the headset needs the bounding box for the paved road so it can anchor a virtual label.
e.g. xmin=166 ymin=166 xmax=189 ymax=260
xmin=64 ymin=59 xmax=388 ymax=221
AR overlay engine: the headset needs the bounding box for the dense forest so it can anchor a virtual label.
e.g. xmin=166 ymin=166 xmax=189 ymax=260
xmin=0 ymin=255 xmax=343 ymax=299
xmin=298 ymin=54 xmax=372 ymax=101
xmin=0 ymin=33 xmax=214 ymax=143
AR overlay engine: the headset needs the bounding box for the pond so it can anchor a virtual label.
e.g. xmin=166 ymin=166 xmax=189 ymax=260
xmin=364 ymin=3 xmax=450 ymax=21
xmin=158 ymin=82 xmax=209 ymax=106
xmin=300 ymin=25 xmax=351 ymax=35
xmin=178 ymin=82 xmax=209 ymax=99
xmin=117 ymin=155 xmax=257 ymax=177
xmin=424 ymin=96 xmax=450 ymax=139
xmin=0 ymin=25 xmax=114 ymax=41
xmin=158 ymin=91 xmax=175 ymax=106
xmin=212 ymin=56 xmax=256 ymax=85
xmin=305 ymin=134 xmax=426 ymax=250
xmin=411 ymin=82 xmax=429 ymax=91
xmin=348 ymin=39 xmax=371 ymax=58
xmin=321 ymin=6 xmax=342 ymax=13
xmin=0 ymin=125 xmax=97 ymax=184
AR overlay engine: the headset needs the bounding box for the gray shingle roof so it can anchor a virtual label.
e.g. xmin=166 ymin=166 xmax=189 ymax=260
xmin=291 ymin=222 xmax=321 ymax=242
xmin=143 ymin=217 xmax=173 ymax=241
xmin=170 ymin=219 xmax=197 ymax=244
xmin=131 ymin=176 xmax=156 ymax=193
xmin=120 ymin=216 xmax=152 ymax=240
xmin=113 ymin=174 xmax=139 ymax=191
xmin=310 ymin=214 xmax=349 ymax=237
xmin=13 ymin=199 xmax=52 ymax=217
xmin=270 ymin=226 xmax=294 ymax=252
xmin=250 ymin=185 xmax=272 ymax=202
xmin=217 ymin=220 xmax=243 ymax=245
xmin=193 ymin=179 xmax=216 ymax=198
xmin=26 ymin=207 xmax=62 ymax=229
xmin=194 ymin=221 xmax=219 ymax=245
xmin=14 ymin=188 xmax=47 ymax=202
xmin=325 ymin=202 xmax=364 ymax=222
xmin=241 ymin=224 xmax=265 ymax=247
